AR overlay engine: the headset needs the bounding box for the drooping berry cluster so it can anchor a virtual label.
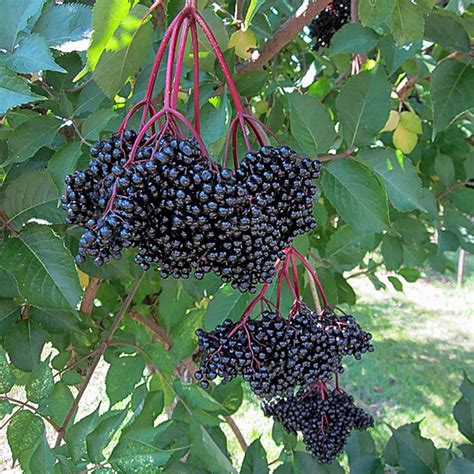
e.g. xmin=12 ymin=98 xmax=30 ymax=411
xmin=264 ymin=388 xmax=373 ymax=463
xmin=195 ymin=306 xmax=373 ymax=397
xmin=62 ymin=131 xmax=321 ymax=291
xmin=309 ymin=0 xmax=350 ymax=50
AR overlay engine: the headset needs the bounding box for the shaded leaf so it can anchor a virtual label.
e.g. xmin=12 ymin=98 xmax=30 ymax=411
xmin=7 ymin=410 xmax=44 ymax=462
xmin=30 ymin=435 xmax=56 ymax=473
xmin=330 ymin=23 xmax=379 ymax=54
xmin=0 ymin=225 xmax=82 ymax=312
xmin=446 ymin=457 xmax=474 ymax=474
xmin=241 ymin=439 xmax=269 ymax=474
xmin=205 ymin=285 xmax=251 ymax=329
xmin=82 ymin=109 xmax=116 ymax=140
xmin=38 ymin=382 xmax=74 ymax=426
xmin=65 ymin=408 xmax=100 ymax=463
xmin=236 ymin=70 xmax=269 ymax=97
xmin=424 ymin=13 xmax=470 ymax=52
xmin=359 ymin=0 xmax=396 ymax=28
xmin=454 ymin=373 xmax=474 ymax=443
xmin=390 ymin=0 xmax=425 ymax=44
xmin=106 ymin=354 xmax=145 ymax=405
xmin=48 ymin=142 xmax=84 ymax=192
xmin=382 ymin=235 xmax=404 ymax=270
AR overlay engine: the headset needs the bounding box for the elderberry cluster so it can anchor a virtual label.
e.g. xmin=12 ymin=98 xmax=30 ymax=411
xmin=62 ymin=131 xmax=321 ymax=291
xmin=263 ymin=388 xmax=373 ymax=463
xmin=309 ymin=0 xmax=350 ymax=50
xmin=195 ymin=306 xmax=373 ymax=398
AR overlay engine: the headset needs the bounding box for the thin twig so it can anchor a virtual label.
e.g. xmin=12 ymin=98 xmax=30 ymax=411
xmin=307 ymin=268 xmax=323 ymax=313
xmin=128 ymin=310 xmax=172 ymax=350
xmin=80 ymin=277 xmax=102 ymax=315
xmin=225 ymin=415 xmax=248 ymax=451
xmin=436 ymin=181 xmax=469 ymax=201
xmin=54 ymin=274 xmax=145 ymax=447
xmin=237 ymin=0 xmax=331 ymax=74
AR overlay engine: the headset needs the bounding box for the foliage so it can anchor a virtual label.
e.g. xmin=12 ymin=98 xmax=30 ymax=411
xmin=0 ymin=0 xmax=473 ymax=472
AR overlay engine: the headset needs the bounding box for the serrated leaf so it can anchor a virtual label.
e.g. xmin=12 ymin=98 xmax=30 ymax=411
xmin=0 ymin=224 xmax=82 ymax=312
xmin=241 ymin=439 xmax=269 ymax=474
xmin=65 ymin=408 xmax=100 ymax=463
xmin=205 ymin=285 xmax=251 ymax=329
xmin=289 ymin=93 xmax=335 ymax=154
xmin=86 ymin=410 xmax=128 ymax=463
xmin=4 ymin=35 xmax=65 ymax=74
xmin=7 ymin=115 xmax=61 ymax=164
xmin=236 ymin=70 xmax=269 ymax=97
xmin=424 ymin=13 xmax=470 ymax=53
xmin=29 ymin=307 xmax=79 ymax=334
xmin=0 ymin=299 xmax=21 ymax=337
xmin=30 ymin=435 xmax=56 ymax=473
xmin=391 ymin=0 xmax=425 ymax=44
xmin=38 ymin=382 xmax=74 ymax=426
xmin=26 ymin=358 xmax=54 ymax=403
xmin=361 ymin=148 xmax=426 ymax=212
xmin=3 ymin=320 xmax=47 ymax=371
xmin=336 ymin=69 xmax=391 ymax=148
xmin=0 ymin=346 xmax=16 ymax=392
xmin=93 ymin=6 xmax=153 ymax=98
xmin=379 ymin=36 xmax=421 ymax=75
xmin=0 ymin=0 xmax=46 ymax=51
xmin=78 ymin=0 xmax=132 ymax=78
xmin=174 ymin=381 xmax=227 ymax=414
xmin=7 ymin=410 xmax=44 ymax=462
xmin=106 ymin=355 xmax=145 ymax=405
xmin=82 ymin=109 xmax=117 ymax=140
xmin=32 ymin=3 xmax=92 ymax=51
xmin=432 ymin=59 xmax=474 ymax=134
xmin=109 ymin=428 xmax=172 ymax=471
xmin=454 ymin=373 xmax=474 ymax=443
xmin=1 ymin=170 xmax=62 ymax=227
xmin=74 ymin=81 xmax=107 ymax=117
xmin=330 ymin=23 xmax=379 ymax=55
xmin=212 ymin=379 xmax=243 ymax=415
xmin=393 ymin=422 xmax=438 ymax=473
xmin=359 ymin=0 xmax=396 ymax=28
xmin=321 ymin=159 xmax=390 ymax=233
xmin=48 ymin=142 xmax=84 ymax=192
xmin=0 ymin=64 xmax=44 ymax=114
xmin=325 ymin=226 xmax=378 ymax=271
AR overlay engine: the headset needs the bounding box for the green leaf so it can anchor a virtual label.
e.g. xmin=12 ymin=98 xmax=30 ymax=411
xmin=82 ymin=109 xmax=116 ymax=140
xmin=205 ymin=285 xmax=251 ymax=329
xmin=236 ymin=70 xmax=269 ymax=97
xmin=200 ymin=95 xmax=230 ymax=150
xmin=361 ymin=148 xmax=426 ymax=213
xmin=26 ymin=358 xmax=54 ymax=403
xmin=0 ymin=299 xmax=20 ymax=337
xmin=424 ymin=14 xmax=470 ymax=53
xmin=454 ymin=373 xmax=474 ymax=443
xmin=174 ymin=380 xmax=227 ymax=414
xmin=0 ymin=224 xmax=82 ymax=312
xmin=7 ymin=410 xmax=44 ymax=462
xmin=190 ymin=422 xmax=236 ymax=473
xmin=29 ymin=307 xmax=79 ymax=334
xmin=32 ymin=3 xmax=92 ymax=50
xmin=0 ymin=399 xmax=14 ymax=418
xmin=241 ymin=439 xmax=269 ymax=474
xmin=390 ymin=0 xmax=425 ymax=44
xmin=65 ymin=408 xmax=100 ymax=463
xmin=330 ymin=23 xmax=379 ymax=55
xmin=379 ymin=36 xmax=421 ymax=75
xmin=459 ymin=444 xmax=474 ymax=461
xmin=4 ymin=35 xmax=66 ymax=74
xmin=336 ymin=69 xmax=391 ymax=148
xmin=346 ymin=430 xmax=377 ymax=463
xmin=4 ymin=320 xmax=47 ymax=371
xmin=446 ymin=0 xmax=471 ymax=15
xmin=110 ymin=424 xmax=173 ymax=471
xmin=435 ymin=154 xmax=455 ymax=186
xmin=7 ymin=115 xmax=61 ymax=164
xmin=74 ymin=81 xmax=107 ymax=117
xmin=1 ymin=170 xmax=63 ymax=227
xmin=432 ymin=60 xmax=474 ymax=134
xmin=244 ymin=0 xmax=266 ymax=30
xmin=446 ymin=458 xmax=474 ymax=474
xmin=93 ymin=5 xmax=153 ymax=98
xmin=0 ymin=346 xmax=16 ymax=392
xmin=289 ymin=93 xmax=335 ymax=155
xmin=325 ymin=225 xmax=378 ymax=271
xmin=359 ymin=0 xmax=396 ymax=28
xmin=350 ymin=455 xmax=384 ymax=474
xmin=38 ymin=382 xmax=74 ymax=426
xmin=0 ymin=64 xmax=44 ymax=114
xmin=382 ymin=235 xmax=404 ymax=271
xmin=321 ymin=159 xmax=390 ymax=233
xmin=212 ymin=378 xmax=243 ymax=415
xmin=398 ymin=267 xmax=420 ymax=282
xmin=388 ymin=275 xmax=403 ymax=291
xmin=30 ymin=435 xmax=56 ymax=474
xmin=393 ymin=422 xmax=438 ymax=473
xmin=78 ymin=0 xmax=132 ymax=79
xmin=128 ymin=390 xmax=164 ymax=431
xmin=106 ymin=355 xmax=145 ymax=405
xmin=0 ymin=0 xmax=46 ymax=51
xmin=48 ymin=142 xmax=84 ymax=192
xmin=86 ymin=410 xmax=128 ymax=463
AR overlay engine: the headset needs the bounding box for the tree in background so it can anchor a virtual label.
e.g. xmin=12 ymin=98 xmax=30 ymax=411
xmin=0 ymin=0 xmax=473 ymax=472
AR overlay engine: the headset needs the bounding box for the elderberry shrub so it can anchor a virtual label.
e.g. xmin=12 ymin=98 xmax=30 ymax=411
xmin=263 ymin=388 xmax=373 ymax=463
xmin=194 ymin=306 xmax=373 ymax=397
xmin=309 ymin=0 xmax=350 ymax=51
xmin=62 ymin=132 xmax=321 ymax=291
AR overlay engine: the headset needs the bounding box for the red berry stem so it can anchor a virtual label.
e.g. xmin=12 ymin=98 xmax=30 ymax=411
xmin=190 ymin=19 xmax=201 ymax=134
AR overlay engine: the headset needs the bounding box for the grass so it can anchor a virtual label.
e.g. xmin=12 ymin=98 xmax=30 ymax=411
xmin=224 ymin=253 xmax=474 ymax=466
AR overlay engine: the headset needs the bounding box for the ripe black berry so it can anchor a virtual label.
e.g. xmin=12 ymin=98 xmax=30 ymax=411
xmin=309 ymin=0 xmax=350 ymax=50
